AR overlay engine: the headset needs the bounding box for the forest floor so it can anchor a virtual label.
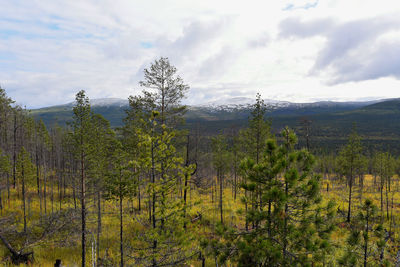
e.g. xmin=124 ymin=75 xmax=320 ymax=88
xmin=0 ymin=174 xmax=399 ymax=266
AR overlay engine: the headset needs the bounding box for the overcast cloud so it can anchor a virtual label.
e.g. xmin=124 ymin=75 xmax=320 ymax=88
xmin=280 ymin=15 xmax=400 ymax=84
xmin=0 ymin=0 xmax=400 ymax=108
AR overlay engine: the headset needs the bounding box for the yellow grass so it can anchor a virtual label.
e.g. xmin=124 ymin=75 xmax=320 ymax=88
xmin=1 ymin=174 xmax=399 ymax=265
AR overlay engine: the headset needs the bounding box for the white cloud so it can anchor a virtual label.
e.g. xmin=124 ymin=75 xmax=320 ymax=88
xmin=279 ymin=15 xmax=400 ymax=84
xmin=0 ymin=0 xmax=400 ymax=108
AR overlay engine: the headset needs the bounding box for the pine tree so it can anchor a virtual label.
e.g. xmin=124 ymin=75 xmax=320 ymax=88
xmin=131 ymin=112 xmax=196 ymax=266
xmin=338 ymin=199 xmax=386 ymax=266
xmin=87 ymin=113 xmax=115 ymax=263
xmin=0 ymin=148 xmax=10 ymax=214
xmin=122 ymin=58 xmax=195 ymax=265
xmin=238 ymin=93 xmax=270 ymax=230
xmin=0 ymin=85 xmax=14 ymax=152
xmin=278 ymin=128 xmax=334 ymax=266
xmin=16 ymin=147 xmax=35 ymax=233
xmin=373 ymin=151 xmax=395 ymax=219
xmin=0 ymin=87 xmax=13 ymax=206
xmin=124 ymin=57 xmax=190 ymax=218
xmin=211 ymin=134 xmax=231 ymax=225
xmin=122 ymin=95 xmax=150 ymax=212
xmin=240 ymin=93 xmax=270 ymax=164
xmin=138 ymin=57 xmax=189 ymax=129
xmin=36 ymin=120 xmax=51 ymax=215
xmin=230 ymin=130 xmax=241 ymax=201
xmin=207 ymin=129 xmax=335 ymax=266
xmin=105 ymin=141 xmax=134 ymax=267
xmin=337 ymin=127 xmax=364 ymax=223
xmin=71 ymin=90 xmax=92 ymax=267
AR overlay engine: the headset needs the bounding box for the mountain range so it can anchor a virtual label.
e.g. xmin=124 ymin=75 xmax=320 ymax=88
xmin=30 ymin=97 xmax=387 ymax=126
xmin=30 ymin=97 xmax=400 ymax=154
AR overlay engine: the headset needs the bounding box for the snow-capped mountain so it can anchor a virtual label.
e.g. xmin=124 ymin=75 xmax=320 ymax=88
xmin=65 ymin=98 xmax=129 ymax=108
xmin=90 ymin=98 xmax=129 ymax=107
xmin=195 ymin=97 xmax=292 ymax=111
xmin=192 ymin=97 xmax=383 ymax=113
xmin=31 ymin=96 xmax=398 ymax=131
xmin=197 ymin=97 xmax=255 ymax=108
xmin=59 ymin=97 xmax=385 ymax=112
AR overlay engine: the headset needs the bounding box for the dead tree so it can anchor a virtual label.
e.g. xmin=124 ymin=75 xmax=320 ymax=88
xmin=0 ymin=233 xmax=34 ymax=264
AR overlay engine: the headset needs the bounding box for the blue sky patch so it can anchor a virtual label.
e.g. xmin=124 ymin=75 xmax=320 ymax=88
xmin=140 ymin=41 xmax=153 ymax=48
xmin=283 ymin=1 xmax=318 ymax=11
xmin=0 ymin=52 xmax=17 ymax=61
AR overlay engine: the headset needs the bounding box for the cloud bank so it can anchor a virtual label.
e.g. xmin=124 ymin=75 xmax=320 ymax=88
xmin=0 ymin=0 xmax=400 ymax=108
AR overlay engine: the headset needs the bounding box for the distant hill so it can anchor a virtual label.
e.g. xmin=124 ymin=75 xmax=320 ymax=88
xmin=270 ymin=98 xmax=400 ymax=154
xmin=30 ymin=97 xmax=400 ymax=154
xmin=301 ymin=98 xmax=400 ymax=138
xmin=30 ymin=98 xmax=129 ymax=127
xmin=186 ymin=99 xmax=382 ymax=122
xmin=185 ymin=97 xmax=400 ymax=154
xmin=30 ymin=97 xmax=383 ymax=127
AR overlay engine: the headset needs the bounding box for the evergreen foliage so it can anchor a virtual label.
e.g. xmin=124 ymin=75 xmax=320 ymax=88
xmin=138 ymin=56 xmax=189 ymax=128
xmin=205 ymin=128 xmax=335 ymax=266
xmin=338 ymin=199 xmax=388 ymax=266
xmin=337 ymin=126 xmax=364 ymax=223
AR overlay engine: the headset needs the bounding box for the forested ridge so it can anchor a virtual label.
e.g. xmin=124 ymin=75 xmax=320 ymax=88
xmin=1 ymin=57 xmax=400 ymax=266
xmin=31 ymin=96 xmax=400 ymax=156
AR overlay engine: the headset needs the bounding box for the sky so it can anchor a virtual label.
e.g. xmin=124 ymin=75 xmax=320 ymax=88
xmin=1 ymin=0 xmax=400 ymax=108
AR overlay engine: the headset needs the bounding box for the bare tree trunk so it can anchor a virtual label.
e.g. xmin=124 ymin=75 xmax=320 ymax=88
xmin=13 ymin=113 xmax=17 ymax=189
xmin=51 ymin=174 xmax=54 ymax=214
xmin=97 ymin=190 xmax=101 ymax=264
xmin=148 ymin=195 xmax=151 ymax=224
xmin=364 ymin=209 xmax=369 ymax=267
xmin=234 ymin=165 xmax=237 ymax=201
xmin=211 ymin=180 xmax=214 ymax=204
xmin=44 ymin=164 xmax=47 ymax=214
xmin=381 ymin=177 xmax=384 ymax=214
xmin=81 ymin=144 xmax=86 ymax=267
xmin=58 ymin=170 xmax=62 ymax=211
xmin=63 ymin=163 xmax=66 ymax=200
xmin=6 ymin=173 xmax=10 ymax=208
xmin=35 ymin=147 xmax=42 ymax=216
xmin=183 ymin=135 xmax=190 ymax=229
xmin=0 ymin=189 xmax=2 ymax=215
xmin=347 ymin=172 xmax=353 ymax=223
xmin=151 ymin=136 xmax=157 ymax=267
xmin=359 ymin=175 xmax=363 ymax=204
xmin=390 ymin=193 xmax=394 ymax=238
xmin=386 ymin=180 xmax=390 ymax=221
xmin=137 ymin=174 xmax=141 ymax=212
xmin=119 ymin=171 xmax=124 ymax=267
xmin=219 ymin=171 xmax=223 ymax=225
xmin=245 ymin=189 xmax=248 ymax=232
xmin=283 ymin=181 xmax=288 ymax=263
xmin=22 ymin=159 xmax=27 ymax=233
xmin=71 ymin=162 xmax=77 ymax=210
xmin=51 ymin=144 xmax=55 ymax=214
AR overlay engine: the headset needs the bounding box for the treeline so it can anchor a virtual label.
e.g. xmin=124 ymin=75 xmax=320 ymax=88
xmin=1 ymin=57 xmax=400 ymax=266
